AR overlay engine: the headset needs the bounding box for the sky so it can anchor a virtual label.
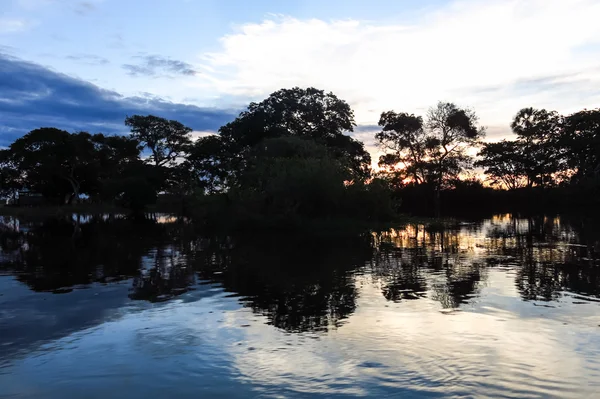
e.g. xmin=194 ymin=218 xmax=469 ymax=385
xmin=1 ymin=0 xmax=600 ymax=152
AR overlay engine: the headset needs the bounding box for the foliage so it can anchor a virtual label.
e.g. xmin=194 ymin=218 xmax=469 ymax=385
xmin=8 ymin=128 xmax=99 ymax=204
xmin=562 ymin=109 xmax=600 ymax=182
xmin=0 ymin=149 xmax=24 ymax=201
xmin=233 ymin=137 xmax=347 ymax=220
xmin=3 ymin=87 xmax=600 ymax=220
xmin=182 ymin=134 xmax=230 ymax=194
xmin=477 ymin=108 xmax=600 ymax=191
xmin=376 ymin=102 xmax=485 ymax=216
xmin=124 ymin=114 xmax=192 ymax=167
xmin=510 ymin=107 xmax=566 ymax=187
xmin=217 ymin=87 xmax=371 ymax=184
xmin=476 ymin=140 xmax=528 ymax=189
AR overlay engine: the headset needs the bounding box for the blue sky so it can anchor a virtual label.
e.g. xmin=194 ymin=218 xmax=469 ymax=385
xmin=1 ymin=0 xmax=600 ymax=149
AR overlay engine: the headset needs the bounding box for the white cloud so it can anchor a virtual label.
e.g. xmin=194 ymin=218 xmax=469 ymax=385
xmin=225 ymin=273 xmax=600 ymax=397
xmin=190 ymin=130 xmax=216 ymax=141
xmin=193 ymin=0 xmax=600 ymax=140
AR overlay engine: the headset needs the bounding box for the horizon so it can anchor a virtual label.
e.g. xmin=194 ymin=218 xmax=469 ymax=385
xmin=1 ymin=0 xmax=600 ymax=158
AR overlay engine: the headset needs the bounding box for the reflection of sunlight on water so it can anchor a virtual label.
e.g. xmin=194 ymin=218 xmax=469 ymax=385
xmin=154 ymin=214 xmax=179 ymax=224
xmin=224 ymin=272 xmax=599 ymax=398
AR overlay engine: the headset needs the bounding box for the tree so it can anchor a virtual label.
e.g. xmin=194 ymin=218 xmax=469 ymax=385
xmin=376 ymin=102 xmax=485 ymax=216
xmin=510 ymin=108 xmax=565 ymax=187
xmin=124 ymin=114 xmax=192 ymax=167
xmin=232 ymin=137 xmax=348 ymax=221
xmin=6 ymin=129 xmax=149 ymax=206
xmin=476 ymin=140 xmax=528 ymax=189
xmin=562 ymin=108 xmax=600 ymax=182
xmin=375 ymin=112 xmax=430 ymax=185
xmin=218 ymin=87 xmax=371 ymax=183
xmin=0 ymin=149 xmax=23 ymax=202
xmin=89 ymin=134 xmax=142 ymax=200
xmin=182 ymin=135 xmax=231 ymax=194
xmin=9 ymin=128 xmax=98 ymax=204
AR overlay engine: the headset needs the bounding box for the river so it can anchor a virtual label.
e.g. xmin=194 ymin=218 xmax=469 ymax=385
xmin=0 ymin=214 xmax=599 ymax=398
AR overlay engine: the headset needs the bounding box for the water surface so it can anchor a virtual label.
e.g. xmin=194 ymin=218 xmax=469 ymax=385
xmin=1 ymin=214 xmax=599 ymax=398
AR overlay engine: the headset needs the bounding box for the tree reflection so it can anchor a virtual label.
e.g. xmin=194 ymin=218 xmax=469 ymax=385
xmin=1 ymin=212 xmax=598 ymax=335
xmin=129 ymin=245 xmax=197 ymax=302
xmin=372 ymin=225 xmax=484 ymax=308
xmin=371 ymin=214 xmax=599 ymax=307
xmin=191 ymin=234 xmax=372 ymax=333
xmin=482 ymin=214 xmax=599 ymax=301
xmin=0 ymin=215 xmax=193 ymax=299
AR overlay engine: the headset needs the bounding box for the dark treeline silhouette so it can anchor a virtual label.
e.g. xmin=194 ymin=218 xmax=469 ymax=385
xmin=1 ymin=86 xmax=599 ymax=222
xmin=376 ymin=104 xmax=600 ymax=216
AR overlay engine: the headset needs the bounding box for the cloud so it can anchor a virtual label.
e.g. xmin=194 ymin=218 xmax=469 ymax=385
xmin=0 ymin=45 xmax=16 ymax=54
xmin=0 ymin=53 xmax=237 ymax=146
xmin=65 ymin=54 xmax=110 ymax=66
xmin=0 ymin=18 xmax=31 ymax=34
xmin=123 ymin=55 xmax=198 ymax=78
xmin=193 ymin=0 xmax=600 ymax=135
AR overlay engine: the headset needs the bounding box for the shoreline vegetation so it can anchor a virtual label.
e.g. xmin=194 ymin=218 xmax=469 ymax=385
xmin=0 ymin=202 xmax=459 ymax=237
xmin=1 ymin=87 xmax=599 ymax=232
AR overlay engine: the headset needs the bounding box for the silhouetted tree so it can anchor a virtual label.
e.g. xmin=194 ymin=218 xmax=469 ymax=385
xmin=182 ymin=134 xmax=230 ymax=194
xmin=376 ymin=102 xmax=485 ymax=216
xmin=511 ymin=108 xmax=566 ymax=187
xmin=219 ymin=87 xmax=371 ymax=183
xmin=476 ymin=140 xmax=528 ymax=189
xmin=427 ymin=102 xmax=485 ymax=215
xmin=124 ymin=114 xmax=192 ymax=167
xmin=0 ymin=149 xmax=23 ymax=202
xmin=232 ymin=137 xmax=348 ymax=221
xmin=89 ymin=134 xmax=142 ymax=199
xmin=562 ymin=108 xmax=600 ymax=182
xmin=8 ymin=128 xmax=99 ymax=204
xmin=375 ymin=112 xmax=431 ymax=185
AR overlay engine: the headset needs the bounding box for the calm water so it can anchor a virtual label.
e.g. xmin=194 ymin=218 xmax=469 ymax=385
xmin=1 ymin=214 xmax=599 ymax=398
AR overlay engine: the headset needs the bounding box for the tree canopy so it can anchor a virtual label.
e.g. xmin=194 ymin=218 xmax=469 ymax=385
xmin=2 ymin=87 xmax=599 ymax=218
xmin=218 ymin=87 xmax=371 ymax=183
xmin=376 ymin=102 xmax=485 ymax=215
xmin=125 ymin=114 xmax=192 ymax=167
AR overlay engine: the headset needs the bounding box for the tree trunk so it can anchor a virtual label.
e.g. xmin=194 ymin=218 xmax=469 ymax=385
xmin=434 ymin=185 xmax=441 ymax=218
xmin=65 ymin=177 xmax=80 ymax=205
xmin=434 ymin=168 xmax=442 ymax=218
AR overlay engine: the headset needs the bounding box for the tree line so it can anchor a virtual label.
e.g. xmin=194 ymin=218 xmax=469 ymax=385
xmin=1 ymin=87 xmax=599 ymax=223
xmin=375 ymin=103 xmax=600 ymax=215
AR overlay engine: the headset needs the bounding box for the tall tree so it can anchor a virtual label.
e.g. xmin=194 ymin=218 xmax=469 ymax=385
xmin=510 ymin=108 xmax=565 ymax=187
xmin=476 ymin=140 xmax=528 ymax=189
xmin=88 ymin=134 xmax=143 ymax=200
xmin=182 ymin=135 xmax=230 ymax=194
xmin=124 ymin=115 xmax=192 ymax=167
xmin=218 ymin=87 xmax=371 ymax=183
xmin=232 ymin=137 xmax=348 ymax=220
xmin=0 ymin=149 xmax=23 ymax=202
xmin=375 ymin=112 xmax=431 ymax=185
xmin=9 ymin=128 xmax=98 ymax=204
xmin=376 ymin=102 xmax=485 ymax=215
xmin=562 ymin=108 xmax=600 ymax=182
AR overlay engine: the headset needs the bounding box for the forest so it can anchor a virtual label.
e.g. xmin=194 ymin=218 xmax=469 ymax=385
xmin=1 ymin=87 xmax=599 ymax=228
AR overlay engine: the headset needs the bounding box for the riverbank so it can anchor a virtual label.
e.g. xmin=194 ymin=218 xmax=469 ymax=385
xmin=0 ymin=203 xmax=459 ymax=236
xmin=0 ymin=204 xmax=129 ymax=218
